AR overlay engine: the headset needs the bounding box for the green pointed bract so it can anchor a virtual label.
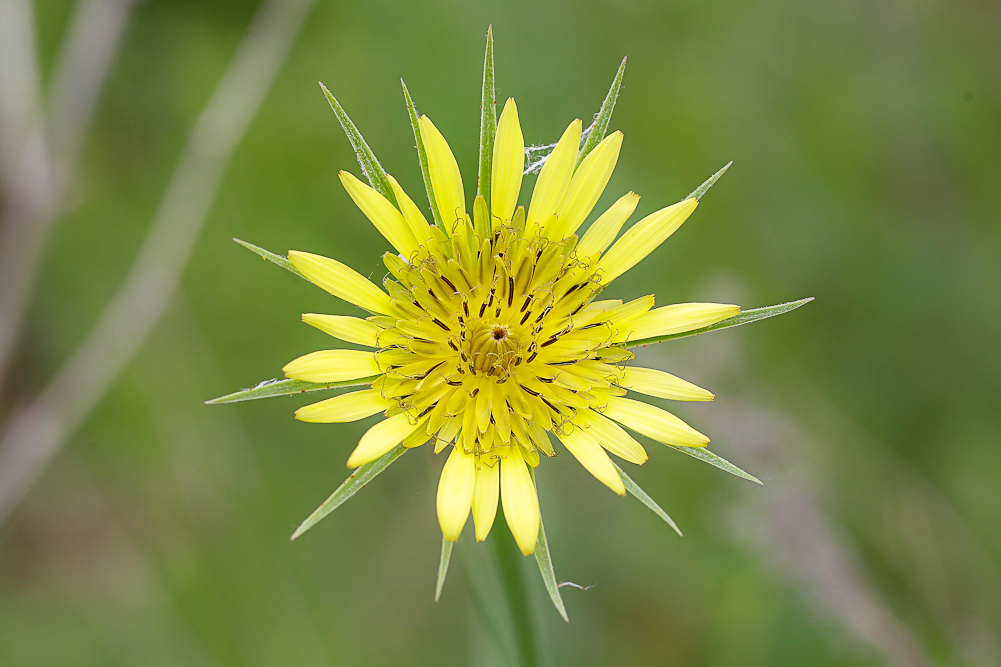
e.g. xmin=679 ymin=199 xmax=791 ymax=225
xmin=625 ymin=298 xmax=814 ymax=348
xmin=402 ymin=80 xmax=443 ymax=228
xmin=477 ymin=25 xmax=497 ymax=209
xmin=435 ymin=535 xmax=454 ymax=601
xmin=577 ymin=56 xmax=627 ymax=168
xmin=234 ymin=238 xmax=305 ymax=279
xmin=319 ymin=82 xmax=399 ymax=209
xmin=534 ymin=511 xmax=569 ymax=622
xmin=612 ymin=461 xmax=683 ymax=536
xmin=671 ymin=446 xmax=762 ymax=484
xmin=291 ymin=445 xmax=407 ymax=540
xmin=205 ymin=377 xmax=376 ymax=405
xmin=686 ymin=161 xmax=732 ymax=201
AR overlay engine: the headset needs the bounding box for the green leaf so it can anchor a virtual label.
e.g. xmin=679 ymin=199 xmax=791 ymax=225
xmin=435 ymin=536 xmax=454 ymax=602
xmin=611 ymin=461 xmax=682 ymax=536
xmin=528 ymin=467 xmax=569 ymax=622
xmin=401 ymin=80 xmax=443 ymax=228
xmin=291 ymin=445 xmax=407 ymax=540
xmin=319 ymin=82 xmax=399 ymax=209
xmin=205 ymin=376 xmax=378 ymax=405
xmin=477 ymin=25 xmax=496 ymax=209
xmin=671 ymin=446 xmax=762 ymax=485
xmin=686 ymin=161 xmax=732 ymax=201
xmin=233 ymin=238 xmax=305 ymax=279
xmin=626 ymin=297 xmax=814 ymax=348
xmin=577 ymin=56 xmax=627 ymax=167
xmin=533 ymin=513 xmax=569 ymax=622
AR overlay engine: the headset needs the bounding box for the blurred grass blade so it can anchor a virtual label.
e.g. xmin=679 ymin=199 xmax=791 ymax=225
xmin=402 ymin=80 xmax=443 ymax=228
xmin=205 ymin=376 xmax=378 ymax=405
xmin=234 ymin=238 xmax=305 ymax=278
xmin=435 ymin=536 xmax=454 ymax=602
xmin=671 ymin=446 xmax=762 ymax=484
xmin=626 ymin=297 xmax=814 ymax=348
xmin=477 ymin=25 xmax=496 ymax=209
xmin=534 ymin=513 xmax=569 ymax=622
xmin=577 ymin=56 xmax=627 ymax=167
xmin=319 ymin=82 xmax=399 ymax=209
xmin=686 ymin=161 xmax=732 ymax=201
xmin=611 ymin=461 xmax=682 ymax=536
xmin=291 ymin=445 xmax=407 ymax=540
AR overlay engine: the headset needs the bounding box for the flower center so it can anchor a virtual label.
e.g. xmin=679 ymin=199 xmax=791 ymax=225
xmin=491 ymin=325 xmax=509 ymax=341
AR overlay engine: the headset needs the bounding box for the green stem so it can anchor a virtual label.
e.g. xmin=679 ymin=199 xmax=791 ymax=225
xmin=491 ymin=523 xmax=540 ymax=667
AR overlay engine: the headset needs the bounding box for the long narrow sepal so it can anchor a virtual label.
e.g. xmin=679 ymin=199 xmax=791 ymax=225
xmin=625 ymin=298 xmax=814 ymax=348
xmin=205 ymin=376 xmax=377 ymax=405
xmin=234 ymin=238 xmax=305 ymax=279
xmin=319 ymin=82 xmax=399 ymax=209
xmin=533 ymin=509 xmax=569 ymax=622
xmin=686 ymin=161 xmax=732 ymax=201
xmin=671 ymin=446 xmax=762 ymax=484
xmin=611 ymin=461 xmax=682 ymax=536
xmin=577 ymin=56 xmax=627 ymax=168
xmin=401 ymin=80 xmax=443 ymax=228
xmin=477 ymin=25 xmax=496 ymax=209
xmin=435 ymin=535 xmax=454 ymax=601
xmin=290 ymin=445 xmax=407 ymax=540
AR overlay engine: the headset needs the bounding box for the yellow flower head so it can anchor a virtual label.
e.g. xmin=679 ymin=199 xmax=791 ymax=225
xmin=280 ymin=85 xmax=743 ymax=555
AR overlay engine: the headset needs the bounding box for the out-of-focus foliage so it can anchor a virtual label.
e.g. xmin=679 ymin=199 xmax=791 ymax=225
xmin=2 ymin=0 xmax=999 ymax=665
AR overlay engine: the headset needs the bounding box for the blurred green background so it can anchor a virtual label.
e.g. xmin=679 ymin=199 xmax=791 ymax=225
xmin=1 ymin=0 xmax=999 ymax=665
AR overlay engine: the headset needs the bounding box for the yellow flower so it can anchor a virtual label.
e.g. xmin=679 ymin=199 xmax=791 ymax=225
xmin=282 ymin=96 xmax=739 ymax=556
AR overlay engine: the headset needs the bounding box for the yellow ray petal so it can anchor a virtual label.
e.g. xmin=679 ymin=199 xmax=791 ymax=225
xmin=576 ymin=410 xmax=648 ymax=464
xmin=527 ymin=119 xmax=582 ymax=232
xmin=603 ymin=396 xmax=709 ymax=448
xmin=347 ymin=413 xmax=421 ymax=468
xmin=596 ymin=198 xmax=699 ymax=283
xmin=295 ymin=389 xmax=393 ymax=423
xmin=472 ymin=457 xmax=500 ymax=541
xmin=282 ymin=349 xmax=380 ymax=383
xmin=419 ymin=115 xmax=466 ymax=232
xmin=339 ymin=171 xmax=419 ymax=256
xmin=620 ymin=366 xmax=714 ymax=402
xmin=557 ymin=426 xmax=626 ymax=495
xmin=551 ymin=131 xmax=622 ymax=238
xmin=289 ymin=251 xmax=394 ymax=315
xmin=437 ymin=445 xmax=476 ymax=541
xmin=387 ymin=174 xmax=434 ymax=247
xmin=626 ymin=303 xmax=739 ymax=340
xmin=576 ymin=191 xmax=640 ymax=260
xmin=501 ymin=446 xmax=540 ymax=555
xmin=301 ymin=314 xmax=381 ymax=347
xmin=491 ymin=99 xmax=524 ymax=225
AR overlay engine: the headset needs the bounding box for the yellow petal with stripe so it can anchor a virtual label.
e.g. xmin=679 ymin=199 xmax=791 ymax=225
xmin=419 ymin=115 xmax=466 ymax=232
xmin=576 ymin=191 xmax=639 ymax=260
xmin=437 ymin=446 xmax=476 ymax=541
xmin=339 ymin=171 xmax=419 ymax=256
xmin=603 ymin=396 xmax=709 ymax=448
xmin=347 ymin=413 xmax=421 ymax=468
xmin=501 ymin=446 xmax=540 ymax=555
xmin=626 ymin=303 xmax=740 ymax=340
xmin=387 ymin=174 xmax=434 ymax=247
xmin=295 ymin=389 xmax=393 ymax=423
xmin=596 ymin=198 xmax=699 ymax=283
xmin=620 ymin=366 xmax=714 ymax=402
xmin=491 ymin=99 xmax=524 ymax=225
xmin=551 ymin=131 xmax=622 ymax=238
xmin=289 ymin=251 xmax=394 ymax=315
xmin=282 ymin=349 xmax=380 ymax=383
xmin=557 ymin=426 xmax=626 ymax=495
xmin=302 ymin=314 xmax=381 ymax=347
xmin=576 ymin=410 xmax=648 ymax=464
xmin=472 ymin=457 xmax=500 ymax=541
xmin=527 ymin=119 xmax=582 ymax=231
